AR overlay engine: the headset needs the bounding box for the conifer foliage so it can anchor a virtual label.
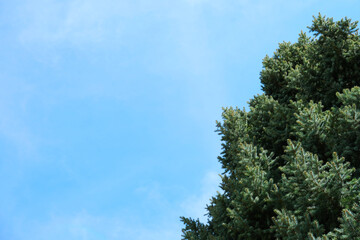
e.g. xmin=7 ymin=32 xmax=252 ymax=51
xmin=181 ymin=15 xmax=360 ymax=239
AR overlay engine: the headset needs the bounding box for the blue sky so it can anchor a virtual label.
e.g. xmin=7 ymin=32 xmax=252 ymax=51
xmin=0 ymin=0 xmax=359 ymax=239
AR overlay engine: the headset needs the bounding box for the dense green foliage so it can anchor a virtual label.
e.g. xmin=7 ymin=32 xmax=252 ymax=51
xmin=181 ymin=15 xmax=360 ymax=239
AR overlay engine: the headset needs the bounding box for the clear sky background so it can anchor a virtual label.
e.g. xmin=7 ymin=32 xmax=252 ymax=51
xmin=0 ymin=1 xmax=359 ymax=239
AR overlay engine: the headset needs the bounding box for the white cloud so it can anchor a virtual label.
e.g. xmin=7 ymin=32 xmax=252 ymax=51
xmin=0 ymin=76 xmax=40 ymax=157
xmin=16 ymin=0 xmax=182 ymax=46
xmin=12 ymin=171 xmax=221 ymax=240
xmin=180 ymin=171 xmax=221 ymax=222
xmin=12 ymin=211 xmax=181 ymax=240
xmin=18 ymin=0 xmax=127 ymax=45
xmin=13 ymin=0 xmax=318 ymax=48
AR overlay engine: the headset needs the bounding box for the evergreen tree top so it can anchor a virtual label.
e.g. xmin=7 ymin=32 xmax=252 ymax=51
xmin=181 ymin=14 xmax=360 ymax=240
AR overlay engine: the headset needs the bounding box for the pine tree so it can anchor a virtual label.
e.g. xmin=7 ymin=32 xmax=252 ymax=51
xmin=181 ymin=14 xmax=360 ymax=239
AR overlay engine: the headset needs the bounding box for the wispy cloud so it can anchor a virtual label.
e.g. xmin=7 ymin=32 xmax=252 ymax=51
xmin=15 ymin=0 xmax=178 ymax=46
xmin=0 ymin=76 xmax=40 ymax=157
xmin=17 ymin=0 xmax=129 ymax=45
xmin=181 ymin=171 xmax=221 ymax=222
xmin=12 ymin=0 xmax=319 ymax=47
xmin=11 ymin=211 xmax=181 ymax=240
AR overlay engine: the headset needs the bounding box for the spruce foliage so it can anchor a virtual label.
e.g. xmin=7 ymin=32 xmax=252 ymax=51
xmin=181 ymin=14 xmax=360 ymax=239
